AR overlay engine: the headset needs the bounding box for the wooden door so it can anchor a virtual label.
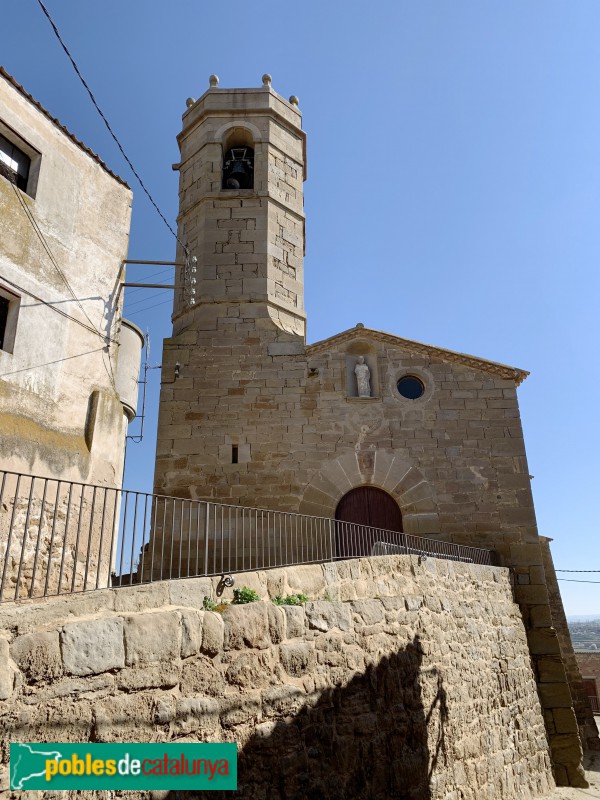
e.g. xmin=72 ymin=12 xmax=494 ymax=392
xmin=335 ymin=486 xmax=402 ymax=557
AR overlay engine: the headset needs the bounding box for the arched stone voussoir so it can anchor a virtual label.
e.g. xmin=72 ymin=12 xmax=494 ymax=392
xmin=390 ymin=466 xmax=428 ymax=500
xmin=301 ymin=485 xmax=338 ymax=514
xmin=398 ymin=480 xmax=435 ymax=508
xmin=319 ymin=454 xmax=358 ymax=495
xmin=311 ymin=474 xmax=346 ymax=503
xmin=373 ymin=451 xmax=413 ymax=494
xmin=299 ymin=451 xmax=440 ymax=527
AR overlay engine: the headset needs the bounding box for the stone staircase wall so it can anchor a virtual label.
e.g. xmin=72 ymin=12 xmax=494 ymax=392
xmin=0 ymin=555 xmax=556 ymax=799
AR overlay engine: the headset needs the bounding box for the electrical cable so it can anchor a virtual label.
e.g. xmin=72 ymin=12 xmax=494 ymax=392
xmin=10 ymin=180 xmax=121 ymax=392
xmin=35 ymin=0 xmax=188 ymax=257
xmin=10 ymin=184 xmax=119 ymax=392
xmin=125 ymin=289 xmax=172 ymax=310
xmin=0 ymin=275 xmax=119 ymax=343
xmin=102 ymin=348 xmax=118 ymax=394
xmin=125 ymin=298 xmax=172 ymax=318
xmin=0 ymin=348 xmax=106 ymax=378
xmin=11 ymin=183 xmax=104 ymax=338
xmin=125 ymin=268 xmax=173 ymax=296
xmin=557 ymin=579 xmax=600 ymax=584
xmin=556 ymin=570 xmax=600 ymax=573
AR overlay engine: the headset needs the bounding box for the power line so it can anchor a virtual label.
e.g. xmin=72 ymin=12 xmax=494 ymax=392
xmin=10 ymin=180 xmax=121 ymax=392
xmin=126 ymin=298 xmax=172 ymax=318
xmin=10 ymin=182 xmax=119 ymax=392
xmin=125 ymin=268 xmax=174 ymax=296
xmin=125 ymin=289 xmax=172 ymax=310
xmin=558 ymin=579 xmax=600 ymax=584
xmin=11 ymin=183 xmax=104 ymax=338
xmin=0 ymin=275 xmax=118 ymax=343
xmin=556 ymin=570 xmax=600 ymax=573
xmin=0 ymin=348 xmax=106 ymax=378
xmin=35 ymin=0 xmax=188 ymax=256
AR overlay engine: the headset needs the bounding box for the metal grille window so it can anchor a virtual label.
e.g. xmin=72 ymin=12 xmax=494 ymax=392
xmin=0 ymin=132 xmax=31 ymax=191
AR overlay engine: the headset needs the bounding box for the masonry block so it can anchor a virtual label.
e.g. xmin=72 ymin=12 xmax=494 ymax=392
xmin=61 ymin=618 xmax=125 ymax=676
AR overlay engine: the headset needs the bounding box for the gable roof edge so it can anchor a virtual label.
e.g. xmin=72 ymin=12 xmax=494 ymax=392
xmin=1 ymin=66 xmax=130 ymax=190
xmin=306 ymin=326 xmax=529 ymax=385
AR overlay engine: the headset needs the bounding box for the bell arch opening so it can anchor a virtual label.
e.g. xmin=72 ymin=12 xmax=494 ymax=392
xmin=222 ymin=127 xmax=255 ymax=191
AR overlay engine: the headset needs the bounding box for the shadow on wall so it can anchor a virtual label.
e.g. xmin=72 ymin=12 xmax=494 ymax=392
xmin=168 ymin=635 xmax=448 ymax=800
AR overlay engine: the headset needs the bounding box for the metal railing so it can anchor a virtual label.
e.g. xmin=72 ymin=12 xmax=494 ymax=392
xmin=590 ymin=695 xmax=600 ymax=714
xmin=0 ymin=469 xmax=496 ymax=603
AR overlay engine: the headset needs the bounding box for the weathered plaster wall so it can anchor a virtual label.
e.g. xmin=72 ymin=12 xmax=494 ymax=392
xmin=0 ymin=556 xmax=556 ymax=799
xmin=0 ymin=72 xmax=132 ymax=486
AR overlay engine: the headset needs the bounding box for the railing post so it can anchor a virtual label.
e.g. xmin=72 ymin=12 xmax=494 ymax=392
xmin=204 ymin=502 xmax=210 ymax=577
xmin=329 ymin=518 xmax=335 ymax=562
xmin=1 ymin=474 xmax=22 ymax=602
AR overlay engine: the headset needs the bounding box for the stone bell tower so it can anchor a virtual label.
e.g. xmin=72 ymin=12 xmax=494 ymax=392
xmin=154 ymin=74 xmax=307 ymax=500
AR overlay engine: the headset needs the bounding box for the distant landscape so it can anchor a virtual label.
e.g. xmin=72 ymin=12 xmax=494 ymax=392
xmin=567 ymin=617 xmax=600 ymax=650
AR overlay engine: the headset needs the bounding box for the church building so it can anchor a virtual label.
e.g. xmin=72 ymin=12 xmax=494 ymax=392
xmin=152 ymin=75 xmax=596 ymax=781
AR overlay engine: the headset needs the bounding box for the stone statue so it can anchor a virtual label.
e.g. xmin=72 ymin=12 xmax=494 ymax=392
xmin=354 ymin=356 xmax=371 ymax=397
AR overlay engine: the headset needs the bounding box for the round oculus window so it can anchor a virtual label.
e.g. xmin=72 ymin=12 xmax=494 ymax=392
xmin=397 ymin=375 xmax=425 ymax=400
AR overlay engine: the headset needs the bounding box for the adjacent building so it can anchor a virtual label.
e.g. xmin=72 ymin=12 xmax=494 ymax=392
xmin=574 ymin=651 xmax=600 ymax=714
xmin=0 ymin=67 xmax=142 ymax=596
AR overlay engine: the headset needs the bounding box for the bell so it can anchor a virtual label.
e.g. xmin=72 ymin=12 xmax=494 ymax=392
xmin=226 ymin=160 xmax=250 ymax=190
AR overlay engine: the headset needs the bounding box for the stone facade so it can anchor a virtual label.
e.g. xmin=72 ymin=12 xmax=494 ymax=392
xmin=152 ymin=77 xmax=596 ymax=783
xmin=0 ymin=555 xmax=556 ymax=799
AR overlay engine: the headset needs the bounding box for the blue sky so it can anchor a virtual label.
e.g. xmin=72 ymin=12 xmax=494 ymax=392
xmin=3 ymin=1 xmax=599 ymax=614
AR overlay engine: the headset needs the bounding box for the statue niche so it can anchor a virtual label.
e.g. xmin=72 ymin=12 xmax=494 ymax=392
xmin=345 ymin=349 xmax=378 ymax=399
xmin=354 ymin=356 xmax=371 ymax=397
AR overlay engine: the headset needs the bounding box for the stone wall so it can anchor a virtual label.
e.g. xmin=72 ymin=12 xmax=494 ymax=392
xmin=0 ymin=473 xmax=122 ymax=602
xmin=539 ymin=538 xmax=600 ymax=753
xmin=0 ymin=556 xmax=557 ymax=799
xmin=154 ymin=310 xmax=594 ymax=782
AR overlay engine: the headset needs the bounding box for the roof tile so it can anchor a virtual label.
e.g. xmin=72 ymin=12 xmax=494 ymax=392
xmin=0 ymin=65 xmax=129 ymax=189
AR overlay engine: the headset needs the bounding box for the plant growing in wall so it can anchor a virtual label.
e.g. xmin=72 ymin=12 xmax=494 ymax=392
xmin=202 ymin=596 xmax=230 ymax=613
xmin=231 ymin=586 xmax=260 ymax=604
xmin=272 ymin=593 xmax=309 ymax=606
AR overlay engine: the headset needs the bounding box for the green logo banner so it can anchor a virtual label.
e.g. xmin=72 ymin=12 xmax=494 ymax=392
xmin=10 ymin=742 xmax=237 ymax=791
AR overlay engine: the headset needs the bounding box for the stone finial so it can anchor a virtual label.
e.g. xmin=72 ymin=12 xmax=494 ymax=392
xmin=356 ymin=322 xmax=365 ymax=328
xmin=209 ymin=74 xmax=219 ymax=88
xmin=185 ymin=97 xmax=196 ymax=108
xmin=289 ymin=95 xmax=299 ymax=106
xmin=262 ymin=73 xmax=272 ymax=88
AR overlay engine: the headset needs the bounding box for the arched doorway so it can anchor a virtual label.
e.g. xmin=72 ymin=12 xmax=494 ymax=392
xmin=335 ymin=486 xmax=402 ymax=558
